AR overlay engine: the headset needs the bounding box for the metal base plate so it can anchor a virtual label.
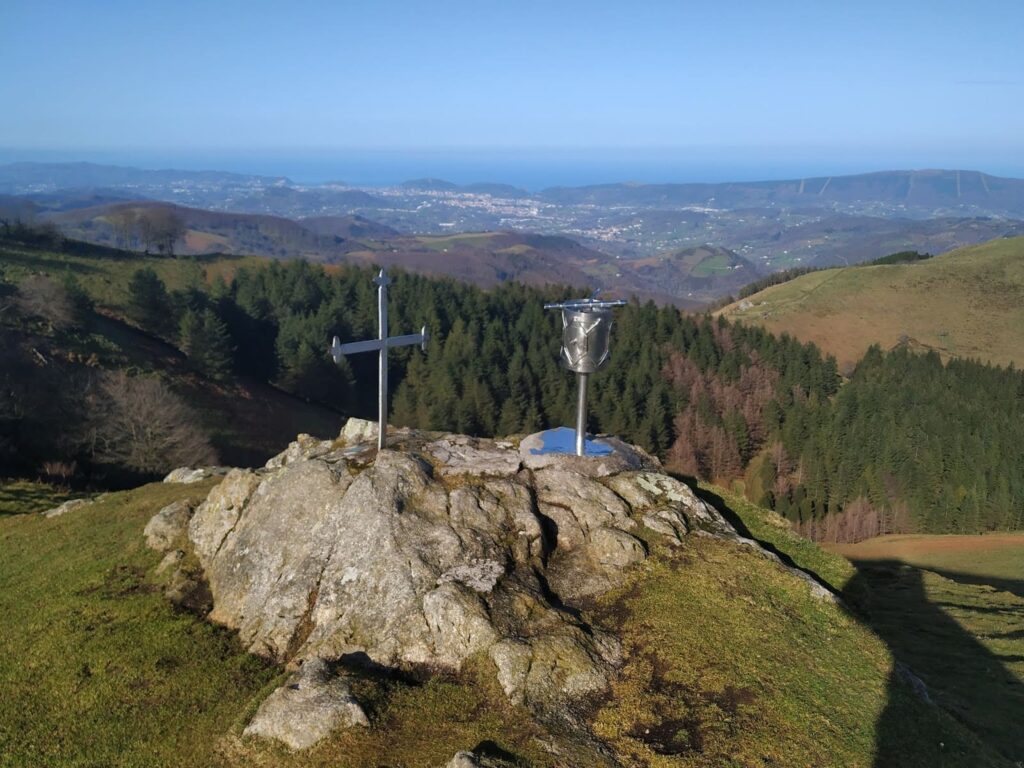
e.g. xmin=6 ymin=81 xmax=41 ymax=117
xmin=527 ymin=427 xmax=615 ymax=457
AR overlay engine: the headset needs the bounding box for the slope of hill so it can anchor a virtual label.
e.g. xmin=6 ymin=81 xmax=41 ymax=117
xmin=718 ymin=235 xmax=1024 ymax=370
xmin=342 ymin=230 xmax=600 ymax=291
xmin=46 ymin=201 xmax=366 ymax=260
xmin=624 ymin=245 xmax=761 ymax=302
xmin=0 ymin=238 xmax=344 ymax=472
xmin=0 ymin=454 xmax=1010 ymax=767
xmin=32 ymin=203 xmax=631 ymax=298
xmin=299 ymin=214 xmax=400 ymax=240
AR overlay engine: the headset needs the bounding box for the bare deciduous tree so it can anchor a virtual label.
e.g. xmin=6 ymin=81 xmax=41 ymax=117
xmin=107 ymin=208 xmax=138 ymax=249
xmin=86 ymin=371 xmax=216 ymax=474
xmin=136 ymin=208 xmax=186 ymax=256
xmin=16 ymin=275 xmax=75 ymax=330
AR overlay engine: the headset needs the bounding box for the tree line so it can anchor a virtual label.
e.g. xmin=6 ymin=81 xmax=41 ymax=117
xmin=151 ymin=258 xmax=1015 ymax=541
xmin=6 ymin=243 xmax=1022 ymax=540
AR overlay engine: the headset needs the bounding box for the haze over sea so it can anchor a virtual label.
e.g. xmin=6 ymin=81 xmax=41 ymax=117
xmin=4 ymin=145 xmax=1024 ymax=190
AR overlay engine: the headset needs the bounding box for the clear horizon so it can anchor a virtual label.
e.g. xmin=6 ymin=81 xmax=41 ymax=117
xmin=3 ymin=0 xmax=1022 ymax=188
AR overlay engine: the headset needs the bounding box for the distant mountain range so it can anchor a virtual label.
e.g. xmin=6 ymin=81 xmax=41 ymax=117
xmin=5 ymin=162 xmax=1024 ymax=216
xmin=538 ymin=169 xmax=1024 ymax=217
xmin=5 ymin=162 xmax=1024 ymax=304
xmin=20 ymin=199 xmax=747 ymax=305
xmin=0 ymin=161 xmax=291 ymax=191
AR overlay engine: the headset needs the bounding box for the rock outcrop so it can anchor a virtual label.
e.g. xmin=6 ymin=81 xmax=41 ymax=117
xmin=242 ymin=658 xmax=369 ymax=750
xmin=163 ymin=466 xmax=228 ymax=484
xmin=41 ymin=498 xmax=93 ymax=518
xmin=143 ymin=499 xmax=192 ymax=551
xmin=154 ymin=419 xmax=833 ymax=749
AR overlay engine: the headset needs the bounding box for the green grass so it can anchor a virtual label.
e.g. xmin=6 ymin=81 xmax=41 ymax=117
xmin=0 ymin=240 xmax=263 ymax=312
xmin=831 ymin=533 xmax=1024 ymax=583
xmin=0 ymin=480 xmax=282 ymax=767
xmin=586 ymin=484 xmax=1010 ymax=767
xmin=689 ymin=252 xmax=735 ymax=278
xmin=842 ymin=558 xmax=1024 ymax=762
xmin=0 ymin=474 xmax=1013 ymax=766
xmin=0 ymin=480 xmax=76 ymax=517
xmin=0 ymin=481 xmax=575 ymax=767
xmin=718 ymin=236 xmax=1024 ymax=369
xmin=701 ymin=483 xmax=857 ymax=592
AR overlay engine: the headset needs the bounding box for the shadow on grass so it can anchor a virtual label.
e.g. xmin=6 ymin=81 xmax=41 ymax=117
xmin=687 ymin=481 xmax=1023 ymax=764
xmin=923 ymin=565 xmax=1024 ymax=602
xmin=845 ymin=560 xmax=1023 ymax=766
xmin=0 ymin=482 xmax=70 ymax=516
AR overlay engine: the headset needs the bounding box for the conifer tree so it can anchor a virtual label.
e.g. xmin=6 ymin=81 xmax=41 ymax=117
xmin=127 ymin=267 xmax=173 ymax=336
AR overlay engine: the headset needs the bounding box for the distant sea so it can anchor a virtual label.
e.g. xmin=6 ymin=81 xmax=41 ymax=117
xmin=2 ymin=147 xmax=1022 ymax=190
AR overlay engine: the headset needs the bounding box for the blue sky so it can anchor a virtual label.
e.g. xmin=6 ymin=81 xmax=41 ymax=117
xmin=2 ymin=0 xmax=1023 ymax=182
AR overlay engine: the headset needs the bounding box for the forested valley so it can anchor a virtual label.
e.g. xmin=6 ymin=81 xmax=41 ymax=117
xmin=3 ymin=234 xmax=1023 ymax=541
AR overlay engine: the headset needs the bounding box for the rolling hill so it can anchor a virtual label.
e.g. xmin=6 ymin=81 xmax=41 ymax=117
xmin=46 ymin=201 xmax=366 ymax=260
xmin=344 ymin=231 xmax=603 ymax=291
xmin=30 ymin=202 xmax=705 ymax=304
xmin=718 ymin=235 xmax=1024 ymax=370
xmin=625 ymin=245 xmax=761 ymax=302
xmin=298 ymin=214 xmax=400 ymax=240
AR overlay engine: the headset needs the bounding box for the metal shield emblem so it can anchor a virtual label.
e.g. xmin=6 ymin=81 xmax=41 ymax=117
xmin=560 ymin=308 xmax=612 ymax=373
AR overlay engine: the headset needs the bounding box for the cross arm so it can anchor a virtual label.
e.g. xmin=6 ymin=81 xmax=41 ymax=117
xmin=386 ymin=326 xmax=429 ymax=351
xmin=330 ymin=325 xmax=429 ymax=364
xmin=331 ymin=336 xmax=383 ymax=362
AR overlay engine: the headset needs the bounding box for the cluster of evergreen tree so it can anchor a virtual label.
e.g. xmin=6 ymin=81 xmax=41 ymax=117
xmin=865 ymin=250 xmax=931 ymax=266
xmin=127 ymin=259 xmax=1024 ymax=539
xmin=764 ymin=347 xmax=1024 ymax=536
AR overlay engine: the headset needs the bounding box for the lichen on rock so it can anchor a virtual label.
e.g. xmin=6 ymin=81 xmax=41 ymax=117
xmin=242 ymin=658 xmax=368 ymax=750
xmin=153 ymin=419 xmax=835 ymax=749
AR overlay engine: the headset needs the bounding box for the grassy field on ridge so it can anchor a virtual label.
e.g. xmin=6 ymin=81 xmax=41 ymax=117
xmin=718 ymin=236 xmax=1024 ymax=370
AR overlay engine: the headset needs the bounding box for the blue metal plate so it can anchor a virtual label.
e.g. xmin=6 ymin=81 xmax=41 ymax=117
xmin=529 ymin=427 xmax=614 ymax=456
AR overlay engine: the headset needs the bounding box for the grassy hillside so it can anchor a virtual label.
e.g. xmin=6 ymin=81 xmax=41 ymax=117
xmin=0 ymin=478 xmax=1010 ymax=767
xmin=718 ymin=236 xmax=1024 ymax=370
xmin=0 ymin=236 xmax=265 ymax=309
xmin=628 ymin=245 xmax=761 ymax=303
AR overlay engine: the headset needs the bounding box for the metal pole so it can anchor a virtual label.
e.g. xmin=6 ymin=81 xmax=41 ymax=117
xmin=377 ymin=276 xmax=388 ymax=450
xmin=575 ymin=372 xmax=589 ymax=456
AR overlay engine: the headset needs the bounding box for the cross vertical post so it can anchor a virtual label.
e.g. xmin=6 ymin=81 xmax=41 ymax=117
xmin=575 ymin=371 xmax=589 ymax=456
xmin=375 ymin=270 xmax=389 ymax=451
xmin=330 ymin=269 xmax=429 ymax=451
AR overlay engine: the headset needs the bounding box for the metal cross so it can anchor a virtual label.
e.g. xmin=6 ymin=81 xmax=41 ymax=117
xmin=330 ymin=269 xmax=428 ymax=450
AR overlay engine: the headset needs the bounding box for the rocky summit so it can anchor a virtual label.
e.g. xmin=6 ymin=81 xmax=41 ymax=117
xmin=150 ymin=419 xmax=832 ymax=753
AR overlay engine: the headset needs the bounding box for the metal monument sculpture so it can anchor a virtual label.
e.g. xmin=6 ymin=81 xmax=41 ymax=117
xmin=330 ymin=269 xmax=428 ymax=450
xmin=544 ymin=293 xmax=627 ymax=455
